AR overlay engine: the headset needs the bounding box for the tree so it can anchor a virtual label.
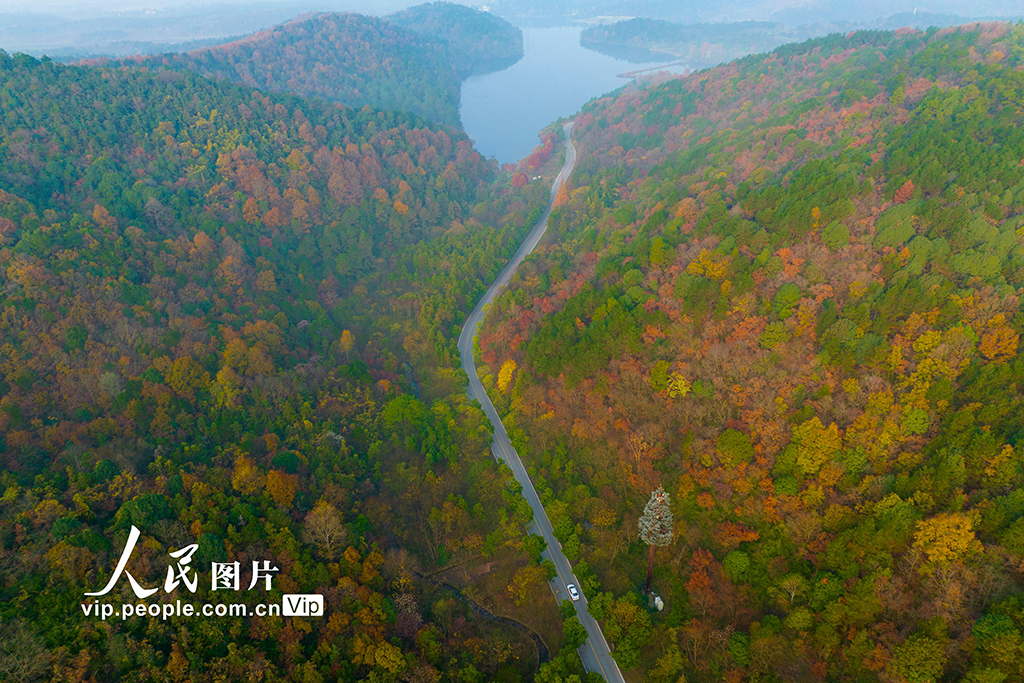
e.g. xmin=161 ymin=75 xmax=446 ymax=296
xmin=639 ymin=486 xmax=673 ymax=593
xmin=242 ymin=197 xmax=260 ymax=223
xmin=913 ymin=512 xmax=980 ymax=570
xmin=232 ymin=456 xmax=265 ymax=496
xmin=267 ymin=470 xmax=298 ymax=509
xmin=979 ymin=323 xmax=1019 ymax=362
xmin=716 ymin=429 xmax=754 ymax=468
xmin=304 ymin=500 xmax=347 ymax=559
xmin=337 ymin=330 xmax=355 ymax=362
xmin=165 ymin=357 xmax=210 ymax=402
xmin=497 ymin=359 xmax=517 ymax=392
xmin=888 ymin=634 xmax=946 ymax=683
xmin=563 ymin=616 xmax=588 ymax=650
xmin=894 ymin=179 xmax=915 ymax=204
xmin=255 ymin=270 xmax=277 ymax=293
xmin=0 ymin=619 xmax=50 ymax=682
xmin=508 ymin=563 xmax=546 ymax=606
xmin=667 ymin=372 xmax=691 ymax=398
xmin=774 ymin=573 xmax=809 ymax=608
xmin=791 ymin=417 xmax=842 ymax=476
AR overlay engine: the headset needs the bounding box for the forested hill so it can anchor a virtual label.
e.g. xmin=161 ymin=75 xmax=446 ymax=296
xmin=478 ymin=23 xmax=1024 ymax=681
xmin=113 ymin=13 xmax=462 ymax=126
xmin=387 ymin=1 xmax=524 ymax=76
xmin=0 ymin=51 xmax=560 ymax=681
xmin=580 ymin=18 xmax=825 ymax=68
xmin=93 ymin=5 xmax=522 ymax=128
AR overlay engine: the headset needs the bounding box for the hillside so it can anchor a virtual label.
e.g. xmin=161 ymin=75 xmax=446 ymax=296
xmin=115 ymin=13 xmax=464 ymax=127
xmin=388 ymin=1 xmax=524 ymax=76
xmin=97 ymin=6 xmax=522 ymax=129
xmin=477 ymin=23 xmax=1024 ymax=681
xmin=580 ymin=18 xmax=819 ymax=67
xmin=0 ymin=51 xmax=562 ymax=681
xmin=579 ymin=15 xmax=1007 ymax=68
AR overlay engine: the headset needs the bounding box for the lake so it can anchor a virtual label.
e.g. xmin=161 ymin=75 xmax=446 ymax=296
xmin=460 ymin=26 xmax=687 ymax=165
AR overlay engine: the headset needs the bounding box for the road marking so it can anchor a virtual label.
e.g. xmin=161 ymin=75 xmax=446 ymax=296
xmin=588 ymin=636 xmax=610 ymax=682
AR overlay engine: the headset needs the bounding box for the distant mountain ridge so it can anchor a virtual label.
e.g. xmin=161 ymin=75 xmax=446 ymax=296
xmin=580 ymin=17 xmax=806 ymax=67
xmin=580 ymin=13 xmax=1021 ymax=68
xmin=388 ymin=1 xmax=524 ymax=77
xmin=89 ymin=4 xmax=523 ymax=128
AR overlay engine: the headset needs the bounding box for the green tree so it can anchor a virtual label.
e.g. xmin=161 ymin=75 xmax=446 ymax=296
xmin=888 ymin=634 xmax=947 ymax=683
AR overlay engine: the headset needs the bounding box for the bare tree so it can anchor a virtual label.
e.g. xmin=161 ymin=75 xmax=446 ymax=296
xmin=303 ymin=501 xmax=347 ymax=559
xmin=144 ymin=197 xmax=175 ymax=236
xmin=0 ymin=619 xmax=50 ymax=682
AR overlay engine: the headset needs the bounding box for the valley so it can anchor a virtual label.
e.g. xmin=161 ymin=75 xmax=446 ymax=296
xmin=0 ymin=5 xmax=1023 ymax=683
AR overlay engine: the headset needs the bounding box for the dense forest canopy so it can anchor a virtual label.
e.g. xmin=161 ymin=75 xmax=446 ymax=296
xmin=0 ymin=50 xmax=572 ymax=682
xmin=8 ymin=5 xmax=1024 ymax=682
xmin=477 ymin=22 xmax=1024 ymax=682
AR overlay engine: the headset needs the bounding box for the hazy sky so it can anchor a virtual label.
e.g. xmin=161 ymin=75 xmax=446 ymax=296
xmin=4 ymin=0 xmax=1019 ymax=21
xmin=0 ymin=0 xmax=424 ymax=17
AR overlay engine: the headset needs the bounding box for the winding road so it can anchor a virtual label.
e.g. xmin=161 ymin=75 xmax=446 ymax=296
xmin=457 ymin=122 xmax=626 ymax=683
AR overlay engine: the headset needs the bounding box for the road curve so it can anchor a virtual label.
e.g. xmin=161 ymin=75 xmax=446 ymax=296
xmin=457 ymin=122 xmax=626 ymax=683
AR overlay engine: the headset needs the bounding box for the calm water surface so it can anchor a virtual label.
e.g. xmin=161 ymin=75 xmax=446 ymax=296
xmin=460 ymin=26 xmax=686 ymax=165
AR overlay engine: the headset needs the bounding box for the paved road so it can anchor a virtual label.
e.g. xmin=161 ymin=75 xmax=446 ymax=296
xmin=457 ymin=122 xmax=626 ymax=683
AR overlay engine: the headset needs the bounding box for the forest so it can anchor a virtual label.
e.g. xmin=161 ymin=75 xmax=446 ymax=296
xmin=0 ymin=50 xmax=585 ymax=682
xmin=6 ymin=7 xmax=1024 ymax=683
xmin=580 ymin=18 xmax=830 ymax=69
xmin=477 ymin=22 xmax=1024 ymax=683
xmin=83 ymin=3 xmax=523 ymax=128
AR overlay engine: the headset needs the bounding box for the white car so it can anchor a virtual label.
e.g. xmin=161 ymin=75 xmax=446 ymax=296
xmin=567 ymin=584 xmax=581 ymax=601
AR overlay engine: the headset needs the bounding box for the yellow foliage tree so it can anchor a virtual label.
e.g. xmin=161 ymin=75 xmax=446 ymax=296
xmin=243 ymin=346 xmax=275 ymax=377
xmin=373 ymin=640 xmax=405 ymax=675
xmin=667 ymin=372 xmax=691 ymax=398
xmin=255 ymin=270 xmax=277 ymax=293
xmin=223 ymin=338 xmax=249 ymax=371
xmin=982 ymin=443 xmax=1018 ymax=488
xmin=212 ymin=366 xmax=241 ymax=409
xmin=231 ymin=456 xmax=265 ymax=496
xmin=980 ymin=319 xmax=1019 ymax=362
xmin=792 ymin=416 xmax=842 ymax=476
xmin=913 ymin=512 xmax=980 ymax=569
xmin=266 ymin=470 xmax=297 ymax=509
xmin=497 ymin=359 xmax=517 ymax=392
xmin=165 ymin=357 xmax=210 ymax=402
xmin=508 ymin=563 xmax=546 ymax=606
xmin=92 ymin=204 xmax=117 ymax=229
xmin=686 ymin=249 xmax=730 ymax=280
xmin=337 ymin=330 xmax=355 ymax=362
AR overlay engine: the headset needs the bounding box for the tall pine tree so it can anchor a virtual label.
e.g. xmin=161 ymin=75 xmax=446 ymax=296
xmin=639 ymin=486 xmax=673 ymax=594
